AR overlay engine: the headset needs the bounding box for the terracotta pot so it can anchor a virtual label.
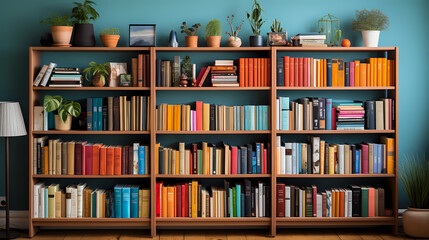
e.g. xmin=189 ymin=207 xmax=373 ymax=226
xmin=54 ymin=114 xmax=72 ymax=131
xmin=227 ymin=36 xmax=242 ymax=47
xmin=185 ymin=36 xmax=198 ymax=47
xmin=403 ymin=207 xmax=429 ymax=238
xmin=92 ymin=73 xmax=105 ymax=87
xmin=50 ymin=26 xmax=73 ymax=46
xmin=206 ymin=36 xmax=221 ymax=47
xmin=100 ymin=35 xmax=120 ymax=47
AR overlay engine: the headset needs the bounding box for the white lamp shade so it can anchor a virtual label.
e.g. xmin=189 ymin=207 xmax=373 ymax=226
xmin=0 ymin=101 xmax=27 ymax=137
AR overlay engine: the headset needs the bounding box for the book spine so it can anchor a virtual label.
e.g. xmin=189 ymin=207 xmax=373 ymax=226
xmin=277 ymin=57 xmax=284 ymax=86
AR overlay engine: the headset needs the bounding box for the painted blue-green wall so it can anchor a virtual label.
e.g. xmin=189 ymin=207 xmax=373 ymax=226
xmin=0 ymin=0 xmax=428 ymax=211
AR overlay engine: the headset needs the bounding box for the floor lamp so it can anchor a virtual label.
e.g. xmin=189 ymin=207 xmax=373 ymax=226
xmin=0 ymin=102 xmax=27 ymax=239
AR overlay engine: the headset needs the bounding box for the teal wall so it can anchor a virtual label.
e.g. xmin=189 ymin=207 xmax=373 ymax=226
xmin=0 ymin=0 xmax=428 ymax=211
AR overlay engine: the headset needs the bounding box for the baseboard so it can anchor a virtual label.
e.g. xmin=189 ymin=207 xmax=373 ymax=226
xmin=0 ymin=210 xmax=28 ymax=230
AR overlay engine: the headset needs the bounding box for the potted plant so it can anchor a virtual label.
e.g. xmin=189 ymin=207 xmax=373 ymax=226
xmin=99 ymin=28 xmax=120 ymax=47
xmin=181 ymin=22 xmax=201 ymax=47
xmin=225 ymin=15 xmax=244 ymax=47
xmin=267 ymin=19 xmax=287 ymax=46
xmin=247 ymin=0 xmax=266 ymax=47
xmin=71 ymin=0 xmax=100 ymax=47
xmin=40 ymin=14 xmax=73 ymax=47
xmin=205 ymin=19 xmax=222 ymax=47
xmin=43 ymin=95 xmax=81 ymax=131
xmin=400 ymin=155 xmax=429 ymax=238
xmin=82 ymin=61 xmax=110 ymax=87
xmin=352 ymin=9 xmax=389 ymax=47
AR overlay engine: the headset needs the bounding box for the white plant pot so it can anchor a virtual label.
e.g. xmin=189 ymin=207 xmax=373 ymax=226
xmin=362 ymin=30 xmax=380 ymax=47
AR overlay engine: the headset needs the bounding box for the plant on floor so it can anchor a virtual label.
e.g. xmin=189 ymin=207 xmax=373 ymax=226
xmin=100 ymin=28 xmax=119 ymax=35
xmin=40 ymin=14 xmax=73 ymax=26
xmin=352 ymin=9 xmax=390 ymax=31
xmin=247 ymin=0 xmax=266 ymax=36
xmin=180 ymin=22 xmax=201 ymax=36
xmin=43 ymin=95 xmax=81 ymax=123
xmin=82 ymin=61 xmax=110 ymax=86
xmin=270 ymin=19 xmax=283 ymax=32
xmin=399 ymin=155 xmax=429 ymax=209
xmin=71 ymin=0 xmax=99 ymax=24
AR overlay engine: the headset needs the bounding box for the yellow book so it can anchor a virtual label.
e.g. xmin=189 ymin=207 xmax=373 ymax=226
xmin=101 ymin=192 xmax=105 ymax=218
xmin=179 ymin=142 xmax=185 ymax=175
xmin=387 ymin=60 xmax=391 ymax=87
xmin=391 ymin=60 xmax=395 ymax=86
xmin=302 ymin=189 xmax=306 ymax=217
xmin=192 ymin=181 xmax=198 ymax=218
xmin=203 ymin=103 xmax=210 ymax=131
xmin=181 ymin=104 xmax=186 ymax=131
xmin=138 ymin=189 xmax=143 ymax=218
xmin=381 ymin=137 xmax=395 ymax=174
xmin=174 ymin=105 xmax=181 ymax=131
xmin=176 ymin=150 xmax=179 ymax=175
xmin=44 ymin=146 xmax=49 ymax=175
xmin=67 ymin=141 xmax=75 ymax=175
xmin=367 ymin=64 xmax=371 ymax=87
xmin=202 ymin=142 xmax=208 ymax=175
xmin=332 ymin=59 xmax=338 ymax=87
xmin=167 ymin=105 xmax=174 ymax=131
xmin=61 ymin=192 xmax=66 ymax=217
xmin=162 ymin=185 xmax=167 ymax=217
xmin=142 ymin=189 xmax=150 ymax=218
xmin=337 ymin=59 xmax=344 ymax=87
xmin=155 ymin=143 xmax=160 ymax=174
xmin=354 ymin=60 xmax=360 ymax=87
xmin=320 ymin=141 xmax=325 ymax=175
xmin=316 ymin=59 xmax=321 ymax=87
xmin=382 ymin=58 xmax=387 ymax=86
xmin=329 ymin=146 xmax=335 ymax=174
xmin=56 ymin=141 xmax=62 ymax=175
xmin=371 ymin=58 xmax=376 ymax=86
xmin=167 ymin=186 xmax=174 ymax=217
xmin=55 ymin=190 xmax=62 ymax=218
xmin=48 ymin=184 xmax=59 ymax=218
xmin=377 ymin=58 xmax=383 ymax=86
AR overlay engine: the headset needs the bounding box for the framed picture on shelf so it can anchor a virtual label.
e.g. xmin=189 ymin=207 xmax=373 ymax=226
xmin=109 ymin=62 xmax=127 ymax=87
xmin=129 ymin=24 xmax=156 ymax=47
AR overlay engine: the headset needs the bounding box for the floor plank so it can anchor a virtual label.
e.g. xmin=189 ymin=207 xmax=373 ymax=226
xmin=159 ymin=230 xmax=184 ymax=240
xmin=203 ymin=230 xmax=227 ymax=240
xmin=184 ymin=231 xmax=205 ymax=240
xmin=225 ymin=230 xmax=246 ymax=240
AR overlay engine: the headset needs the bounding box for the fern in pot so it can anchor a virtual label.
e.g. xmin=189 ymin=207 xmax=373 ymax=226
xmin=400 ymin=154 xmax=429 ymax=238
xmin=352 ymin=9 xmax=389 ymax=47
xmin=44 ymin=95 xmax=81 ymax=131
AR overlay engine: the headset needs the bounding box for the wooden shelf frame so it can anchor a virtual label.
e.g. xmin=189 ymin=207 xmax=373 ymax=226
xmin=28 ymin=46 xmax=399 ymax=238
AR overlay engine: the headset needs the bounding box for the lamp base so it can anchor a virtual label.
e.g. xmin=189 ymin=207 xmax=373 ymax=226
xmin=0 ymin=229 xmax=20 ymax=239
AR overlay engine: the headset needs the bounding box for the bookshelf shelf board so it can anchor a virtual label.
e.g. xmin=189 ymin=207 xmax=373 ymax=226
xmin=32 ymin=130 xmax=150 ymax=135
xmin=156 ymin=174 xmax=271 ymax=179
xmin=155 ymin=87 xmax=271 ymax=91
xmin=276 ymin=87 xmax=395 ymax=91
xmin=33 ymin=87 xmax=151 ymax=91
xmin=276 ymin=217 xmax=396 ymax=226
xmin=156 ymin=130 xmax=271 ymax=135
xmin=32 ymin=218 xmax=150 ymax=227
xmin=274 ymin=46 xmax=396 ymax=52
xmin=277 ymin=130 xmax=395 ymax=134
xmin=156 ymin=217 xmax=270 ymax=226
xmin=30 ymin=46 xmax=151 ymax=52
xmin=33 ymin=174 xmax=150 ymax=179
xmin=154 ymin=47 xmax=270 ymax=52
xmin=276 ymin=174 xmax=395 ymax=178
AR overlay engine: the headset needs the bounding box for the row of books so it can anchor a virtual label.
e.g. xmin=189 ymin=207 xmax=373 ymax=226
xmin=33 ymin=137 xmax=149 ymax=175
xmin=131 ymin=54 xmax=151 ymax=87
xmin=276 ymin=136 xmax=395 ymax=175
xmin=156 ymin=56 xmax=195 ymax=87
xmin=156 ymin=142 xmax=270 ymax=175
xmin=33 ymin=183 xmax=150 ymax=218
xmin=237 ymin=58 xmax=271 ymax=87
xmin=86 ymin=96 xmax=150 ymax=131
xmin=156 ymin=180 xmax=270 ymax=218
xmin=276 ymin=57 xmax=395 ymax=87
xmin=276 ymin=97 xmax=394 ymax=131
xmin=276 ymin=184 xmax=386 ymax=218
xmin=156 ymin=102 xmax=270 ymax=131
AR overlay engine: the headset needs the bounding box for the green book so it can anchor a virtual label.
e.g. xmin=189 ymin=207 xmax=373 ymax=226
xmin=361 ymin=187 xmax=369 ymax=217
xmin=305 ymin=187 xmax=313 ymax=217
xmin=229 ymin=188 xmax=233 ymax=217
xmin=197 ymin=150 xmax=202 ymax=174
xmin=232 ymin=187 xmax=237 ymax=217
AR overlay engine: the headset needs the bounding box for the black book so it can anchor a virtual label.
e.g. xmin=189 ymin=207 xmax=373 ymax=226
xmin=102 ymin=98 xmax=108 ymax=131
xmin=365 ymin=101 xmax=375 ymax=129
xmin=351 ymin=145 xmax=357 ymax=174
xmin=241 ymin=193 xmax=245 ymax=217
xmin=244 ymin=179 xmax=252 ymax=217
xmin=113 ymin=97 xmax=120 ymax=131
xmin=156 ymin=59 xmax=162 ymax=87
xmin=37 ymin=142 xmax=42 ymax=174
xmin=312 ymin=98 xmax=319 ymax=130
xmin=158 ymin=146 xmax=164 ymax=174
xmin=246 ymin=144 xmax=253 ymax=174
xmin=350 ymin=185 xmax=361 ymax=217
xmin=210 ymin=104 xmax=216 ymax=131
xmin=142 ymin=96 xmax=147 ymax=131
xmin=277 ymin=57 xmax=284 ymax=86
xmin=266 ymin=142 xmax=271 ymax=174
xmin=307 ymin=143 xmax=312 ymax=174
xmin=305 ymin=187 xmax=313 ymax=217
xmin=345 ymin=62 xmax=350 ymax=86
xmin=224 ymin=180 xmax=230 ymax=217
xmin=324 ymin=143 xmax=329 ymax=174
xmin=264 ymin=186 xmax=270 ymax=217
xmin=197 ymin=184 xmax=202 ymax=217
xmin=290 ymin=185 xmax=295 ymax=217
xmin=319 ymin=98 xmax=326 ymax=130
xmin=295 ymin=187 xmax=300 ymax=217
xmin=105 ymin=190 xmax=114 ymax=218
xmin=210 ymin=144 xmax=216 ymax=174
xmin=251 ymin=186 xmax=256 ymax=217
xmin=240 ymin=146 xmax=247 ymax=174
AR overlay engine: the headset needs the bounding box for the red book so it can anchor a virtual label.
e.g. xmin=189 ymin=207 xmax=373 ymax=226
xmin=99 ymin=146 xmax=107 ymax=175
xmin=74 ymin=141 xmax=84 ymax=175
xmin=303 ymin=57 xmax=308 ymax=87
xmin=312 ymin=185 xmax=317 ymax=217
xmin=184 ymin=183 xmax=189 ymax=217
xmin=249 ymin=58 xmax=254 ymax=87
xmin=128 ymin=147 xmax=133 ymax=175
xmin=195 ymin=67 xmax=206 ymax=86
xmin=198 ymin=66 xmax=211 ymax=87
xmin=276 ymin=183 xmax=285 ymax=217
xmin=239 ymin=58 xmax=244 ymax=87
xmin=176 ymin=185 xmax=182 ymax=217
xmin=332 ymin=108 xmax=337 ymax=130
xmin=265 ymin=58 xmax=268 ymax=86
xmin=113 ymin=146 xmax=122 ymax=175
xmin=81 ymin=143 xmax=86 ymax=175
xmin=244 ymin=58 xmax=249 ymax=87
xmin=254 ymin=58 xmax=258 ymax=87
xmin=192 ymin=144 xmax=198 ymax=174
xmin=121 ymin=146 xmax=127 ymax=175
xmin=138 ymin=54 xmax=143 ymax=87
xmin=368 ymin=188 xmax=375 ymax=217
xmin=267 ymin=59 xmax=271 ymax=86
xmin=84 ymin=144 xmax=93 ymax=175
xmin=283 ymin=56 xmax=290 ymax=87
xmin=92 ymin=144 xmax=101 ymax=175
xmin=106 ymin=147 xmax=114 ymax=175
xmin=289 ymin=58 xmax=294 ymax=87
xmin=231 ymin=146 xmax=238 ymax=174
xmin=156 ymin=182 xmax=162 ymax=217
xmin=263 ymin=149 xmax=267 ymax=174
xmin=181 ymin=184 xmax=186 ymax=217
xmin=294 ymin=57 xmax=299 ymax=86
xmin=189 ymin=149 xmax=193 ymax=174
xmin=298 ymin=58 xmax=304 ymax=87
xmin=359 ymin=144 xmax=369 ymax=174
xmin=196 ymin=101 xmax=203 ymax=131
xmin=259 ymin=58 xmax=263 ymax=87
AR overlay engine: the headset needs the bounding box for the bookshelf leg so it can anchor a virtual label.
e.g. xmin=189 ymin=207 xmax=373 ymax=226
xmin=29 ymin=225 xmax=38 ymax=238
xmin=391 ymin=224 xmax=399 ymax=236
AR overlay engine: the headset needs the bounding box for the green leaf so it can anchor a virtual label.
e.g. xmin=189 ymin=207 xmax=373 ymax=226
xmin=43 ymin=95 xmax=62 ymax=112
xmin=65 ymin=101 xmax=81 ymax=118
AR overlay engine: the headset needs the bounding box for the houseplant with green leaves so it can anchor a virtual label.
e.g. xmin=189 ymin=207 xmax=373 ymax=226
xmin=82 ymin=61 xmax=110 ymax=87
xmin=181 ymin=22 xmax=201 ymax=47
xmin=71 ymin=0 xmax=100 ymax=47
xmin=352 ymin=9 xmax=389 ymax=47
xmin=40 ymin=14 xmax=73 ymax=47
xmin=205 ymin=19 xmax=222 ymax=47
xmin=225 ymin=15 xmax=244 ymax=47
xmin=247 ymin=0 xmax=266 ymax=47
xmin=99 ymin=28 xmax=120 ymax=47
xmin=43 ymin=95 xmax=81 ymax=130
xmin=267 ymin=19 xmax=287 ymax=46
xmin=399 ymin=154 xmax=429 ymax=238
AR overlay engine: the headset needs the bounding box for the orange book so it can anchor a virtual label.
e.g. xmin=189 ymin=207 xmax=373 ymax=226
xmin=377 ymin=58 xmax=383 ymax=86
xmin=339 ymin=190 xmax=345 ymax=217
xmin=289 ymin=107 xmax=294 ymax=130
xmin=381 ymin=137 xmax=395 ymax=174
xmin=360 ymin=63 xmax=367 ymax=87
xmin=265 ymin=58 xmax=269 ymax=86
xmin=298 ymin=57 xmax=303 ymax=87
xmin=367 ymin=64 xmax=371 ymax=86
xmin=335 ymin=190 xmax=340 ymax=217
xmin=254 ymin=58 xmax=258 ymax=87
xmin=289 ymin=58 xmax=295 ymax=87
xmin=368 ymin=188 xmax=375 ymax=217
xmin=371 ymin=58 xmax=376 ymax=86
xmin=92 ymin=144 xmax=101 ymax=175
xmin=167 ymin=105 xmax=174 ymax=131
xmin=191 ymin=181 xmax=198 ymax=218
xmin=176 ymin=150 xmax=179 ymax=175
xmin=267 ymin=59 xmax=271 ymax=86
xmin=332 ymin=189 xmax=336 ymax=217
xmin=99 ymin=146 xmax=107 ymax=175
xmin=387 ymin=60 xmax=391 ymax=87
xmin=244 ymin=58 xmax=249 ymax=87
xmin=337 ymin=59 xmax=344 ymax=87
xmin=174 ymin=105 xmax=181 ymax=131
xmin=259 ymin=58 xmax=263 ymax=87
xmin=239 ymin=58 xmax=244 ymax=87
xmin=284 ymin=56 xmax=290 ymax=87
xmin=322 ymin=59 xmax=327 ymax=87
xmin=391 ymin=60 xmax=395 ymax=86
xmin=294 ymin=57 xmax=299 ymax=87
xmin=196 ymin=101 xmax=203 ymax=131
xmin=113 ymin=146 xmax=121 ymax=175
xmin=354 ymin=60 xmax=360 ymax=87
xmin=262 ymin=58 xmax=266 ymax=86
xmin=162 ymin=185 xmax=168 ymax=217
xmin=106 ymin=147 xmax=114 ymax=175
xmin=382 ymin=58 xmax=387 ymax=86
xmin=203 ymin=103 xmax=210 ymax=131
xmin=332 ymin=59 xmax=338 ymax=87
xmin=248 ymin=58 xmax=254 ymax=87
xmin=44 ymin=146 xmax=49 ymax=175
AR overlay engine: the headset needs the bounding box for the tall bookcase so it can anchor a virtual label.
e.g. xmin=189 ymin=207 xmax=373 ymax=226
xmin=28 ymin=46 xmax=398 ymax=237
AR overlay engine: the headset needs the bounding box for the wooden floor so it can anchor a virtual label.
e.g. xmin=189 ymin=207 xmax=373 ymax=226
xmin=15 ymin=228 xmax=419 ymax=240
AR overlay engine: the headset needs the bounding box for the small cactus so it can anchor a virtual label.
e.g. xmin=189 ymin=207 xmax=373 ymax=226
xmin=270 ymin=19 xmax=283 ymax=32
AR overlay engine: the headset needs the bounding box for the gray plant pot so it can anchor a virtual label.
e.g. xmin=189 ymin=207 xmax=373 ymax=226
xmin=249 ymin=35 xmax=264 ymax=47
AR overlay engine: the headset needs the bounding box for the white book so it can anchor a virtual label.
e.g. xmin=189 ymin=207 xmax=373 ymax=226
xmin=262 ymin=186 xmax=266 ymax=217
xmin=179 ymin=142 xmax=185 ymax=175
xmin=40 ymin=62 xmax=57 ymax=87
xmin=33 ymin=183 xmax=43 ymax=218
xmin=215 ymin=60 xmax=234 ymax=66
xmin=295 ymin=35 xmax=326 ymax=40
xmin=33 ymin=106 xmax=44 ymax=131
xmin=210 ymin=197 xmax=213 ymax=217
xmin=133 ymin=143 xmax=139 ymax=175
xmin=39 ymin=186 xmax=45 ymax=218
xmin=292 ymin=143 xmax=296 ymax=174
xmin=326 ymin=190 xmax=332 ymax=217
xmin=344 ymin=189 xmax=348 ymax=217
xmin=255 ymin=188 xmax=259 ymax=218
xmin=70 ymin=186 xmax=78 ymax=218
xmin=312 ymin=59 xmax=317 ymax=87
xmin=66 ymin=186 xmax=72 ymax=218
xmin=277 ymin=99 xmax=281 ymax=130
xmin=298 ymin=188 xmax=303 ymax=217
xmin=285 ymin=186 xmax=291 ymax=217
xmin=317 ymin=193 xmax=322 ymax=217
xmin=312 ymin=137 xmax=320 ymax=174
xmin=347 ymin=189 xmax=353 ymax=217
xmin=258 ymin=183 xmax=263 ymax=217
xmin=43 ymin=109 xmax=48 ymax=131
xmin=96 ymin=190 xmax=100 ymax=218
xmin=33 ymin=65 xmax=49 ymax=86
xmin=77 ymin=183 xmax=86 ymax=218
xmin=338 ymin=144 xmax=345 ymax=174
xmin=280 ymin=146 xmax=285 ymax=174
xmin=285 ymin=143 xmax=292 ymax=174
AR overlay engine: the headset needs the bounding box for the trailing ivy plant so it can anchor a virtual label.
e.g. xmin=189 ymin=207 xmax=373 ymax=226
xmin=71 ymin=0 xmax=100 ymax=24
xmin=352 ymin=9 xmax=390 ymax=31
xmin=40 ymin=14 xmax=73 ymax=26
xmin=399 ymin=154 xmax=429 ymax=209
xmin=43 ymin=95 xmax=81 ymax=123
xmin=247 ymin=0 xmax=266 ymax=35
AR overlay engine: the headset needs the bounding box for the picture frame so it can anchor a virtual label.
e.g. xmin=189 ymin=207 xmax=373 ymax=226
xmin=129 ymin=24 xmax=156 ymax=47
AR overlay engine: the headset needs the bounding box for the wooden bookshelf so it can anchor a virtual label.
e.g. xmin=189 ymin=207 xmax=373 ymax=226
xmin=28 ymin=46 xmax=398 ymax=238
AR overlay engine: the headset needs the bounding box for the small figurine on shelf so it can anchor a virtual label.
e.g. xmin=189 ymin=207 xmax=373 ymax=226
xmin=168 ymin=30 xmax=179 ymax=47
xmin=180 ymin=74 xmax=188 ymax=87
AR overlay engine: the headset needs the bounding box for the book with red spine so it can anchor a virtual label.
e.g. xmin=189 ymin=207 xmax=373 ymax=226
xmin=289 ymin=58 xmax=294 ymax=87
xmin=181 ymin=184 xmax=186 ymax=217
xmin=195 ymin=67 xmax=206 ymax=87
xmin=276 ymin=183 xmax=285 ymax=217
xmin=332 ymin=108 xmax=337 ymax=130
xmin=196 ymin=101 xmax=203 ymax=131
xmin=84 ymin=144 xmax=93 ymax=175
xmin=231 ymin=146 xmax=238 ymax=174
xmin=184 ymin=183 xmax=189 ymax=217
xmin=156 ymin=182 xmax=162 ymax=217
xmin=244 ymin=58 xmax=249 ymax=87
xmin=263 ymin=149 xmax=267 ymax=174
xmin=254 ymin=58 xmax=258 ymax=87
xmin=248 ymin=58 xmax=254 ymax=87
xmin=106 ymin=147 xmax=114 ymax=175
xmin=176 ymin=185 xmax=182 ymax=217
xmin=239 ymin=58 xmax=244 ymax=87
xmin=113 ymin=146 xmax=121 ymax=175
xmin=192 ymin=144 xmax=198 ymax=174
xmin=99 ymin=146 xmax=107 ymax=175
xmin=298 ymin=58 xmax=304 ymax=87
xmin=312 ymin=185 xmax=317 ymax=217
xmin=283 ymin=56 xmax=290 ymax=87
xmin=294 ymin=57 xmax=299 ymax=86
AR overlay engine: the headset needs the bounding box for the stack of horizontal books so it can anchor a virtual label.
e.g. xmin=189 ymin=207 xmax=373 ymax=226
xmin=49 ymin=67 xmax=82 ymax=87
xmin=211 ymin=60 xmax=238 ymax=87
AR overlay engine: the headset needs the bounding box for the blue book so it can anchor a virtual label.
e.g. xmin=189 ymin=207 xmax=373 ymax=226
xmin=298 ymin=143 xmax=302 ymax=174
xmin=244 ymin=106 xmax=249 ymax=130
xmin=241 ymin=146 xmax=247 ymax=174
xmin=327 ymin=59 xmax=332 ymax=86
xmin=229 ymin=188 xmax=233 ymax=217
xmin=97 ymin=98 xmax=103 ymax=131
xmin=277 ymin=57 xmax=285 ymax=86
xmin=138 ymin=146 xmax=145 ymax=174
xmin=236 ymin=184 xmax=241 ymax=217
xmin=257 ymin=106 xmax=261 ymax=130
xmin=130 ymin=186 xmax=139 ymax=218
xmin=373 ymin=144 xmax=378 ymax=173
xmin=281 ymin=97 xmax=290 ymax=130
xmin=326 ymin=98 xmax=332 ymax=130
xmin=92 ymin=191 xmax=96 ymax=217
xmin=252 ymin=151 xmax=256 ymax=174
xmin=377 ymin=144 xmax=383 ymax=174
xmin=114 ymin=184 xmax=123 ymax=218
xmin=122 ymin=185 xmax=131 ymax=218
xmin=345 ymin=62 xmax=350 ymax=86
xmin=237 ymin=148 xmax=241 ymax=174
xmin=241 ymin=193 xmax=245 ymax=217
xmin=256 ymin=143 xmax=261 ymax=174
xmin=249 ymin=106 xmax=256 ymax=131
xmin=51 ymin=74 xmax=82 ymax=78
xmin=355 ymin=150 xmax=360 ymax=173
xmin=44 ymin=188 xmax=48 ymax=217
xmin=86 ymin=98 xmax=93 ymax=131
xmin=92 ymin=98 xmax=98 ymax=131
xmin=48 ymin=112 xmax=55 ymax=130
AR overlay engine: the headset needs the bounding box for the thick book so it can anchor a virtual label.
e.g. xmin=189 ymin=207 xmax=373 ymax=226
xmin=276 ymin=183 xmax=285 ymax=217
xmin=277 ymin=57 xmax=284 ymax=86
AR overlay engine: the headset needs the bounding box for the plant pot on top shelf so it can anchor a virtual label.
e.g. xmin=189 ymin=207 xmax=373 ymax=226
xmin=71 ymin=0 xmax=100 ymax=47
xmin=205 ymin=19 xmax=222 ymax=47
xmin=247 ymin=0 xmax=266 ymax=47
xmin=185 ymin=36 xmax=198 ymax=47
xmin=225 ymin=15 xmax=244 ymax=48
xmin=40 ymin=14 xmax=73 ymax=47
xmin=249 ymin=35 xmax=264 ymax=47
xmin=99 ymin=28 xmax=120 ymax=47
xmin=181 ymin=22 xmax=201 ymax=47
xmin=352 ymin=9 xmax=389 ymax=47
